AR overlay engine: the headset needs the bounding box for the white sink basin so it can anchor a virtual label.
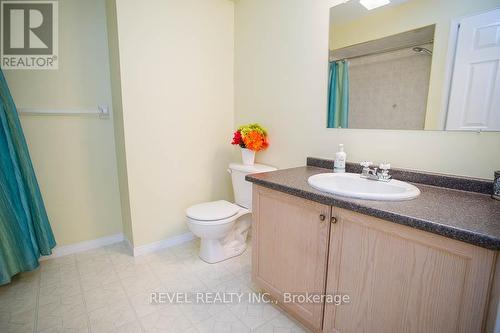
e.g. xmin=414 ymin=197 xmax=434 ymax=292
xmin=308 ymin=173 xmax=420 ymax=201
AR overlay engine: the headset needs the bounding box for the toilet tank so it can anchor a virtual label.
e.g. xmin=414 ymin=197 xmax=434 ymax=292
xmin=228 ymin=163 xmax=277 ymax=209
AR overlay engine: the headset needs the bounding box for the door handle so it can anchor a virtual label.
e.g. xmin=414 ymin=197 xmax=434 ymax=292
xmin=331 ymin=217 xmax=337 ymax=224
xmin=319 ymin=214 xmax=326 ymax=222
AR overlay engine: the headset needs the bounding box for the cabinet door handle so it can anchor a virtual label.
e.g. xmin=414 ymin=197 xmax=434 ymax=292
xmin=331 ymin=217 xmax=337 ymax=224
xmin=319 ymin=214 xmax=326 ymax=222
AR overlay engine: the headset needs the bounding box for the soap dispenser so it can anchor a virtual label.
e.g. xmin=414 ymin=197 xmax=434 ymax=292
xmin=334 ymin=144 xmax=346 ymax=173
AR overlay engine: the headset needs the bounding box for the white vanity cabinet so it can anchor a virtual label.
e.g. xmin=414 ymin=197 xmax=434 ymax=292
xmin=251 ymin=185 xmax=498 ymax=333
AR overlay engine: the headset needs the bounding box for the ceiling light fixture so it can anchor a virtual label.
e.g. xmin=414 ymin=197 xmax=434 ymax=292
xmin=359 ymin=0 xmax=390 ymax=10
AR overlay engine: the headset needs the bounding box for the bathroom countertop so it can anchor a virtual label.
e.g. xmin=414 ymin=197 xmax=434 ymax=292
xmin=246 ymin=166 xmax=500 ymax=250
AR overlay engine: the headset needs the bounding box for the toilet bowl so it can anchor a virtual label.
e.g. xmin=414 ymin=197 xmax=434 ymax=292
xmin=186 ymin=163 xmax=277 ymax=263
xmin=187 ymin=200 xmax=251 ymax=263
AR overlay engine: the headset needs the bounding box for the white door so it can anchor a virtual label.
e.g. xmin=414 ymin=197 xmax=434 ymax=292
xmin=446 ymin=8 xmax=500 ymax=131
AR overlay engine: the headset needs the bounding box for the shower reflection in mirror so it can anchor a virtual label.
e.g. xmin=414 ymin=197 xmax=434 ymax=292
xmin=328 ymin=26 xmax=434 ymax=130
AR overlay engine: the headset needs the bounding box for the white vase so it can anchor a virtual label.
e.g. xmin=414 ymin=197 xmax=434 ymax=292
xmin=241 ymin=148 xmax=255 ymax=165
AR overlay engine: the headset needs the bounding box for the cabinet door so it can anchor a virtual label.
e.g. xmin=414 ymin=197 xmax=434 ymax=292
xmin=252 ymin=185 xmax=331 ymax=331
xmin=323 ymin=207 xmax=495 ymax=333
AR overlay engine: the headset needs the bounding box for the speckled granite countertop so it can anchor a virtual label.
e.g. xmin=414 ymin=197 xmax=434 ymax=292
xmin=246 ymin=166 xmax=500 ymax=250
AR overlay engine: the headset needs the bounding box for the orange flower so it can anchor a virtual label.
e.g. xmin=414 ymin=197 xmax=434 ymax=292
xmin=242 ymin=130 xmax=269 ymax=152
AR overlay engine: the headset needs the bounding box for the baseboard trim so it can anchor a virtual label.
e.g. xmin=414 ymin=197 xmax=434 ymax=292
xmin=130 ymin=232 xmax=196 ymax=257
xmin=39 ymin=232 xmax=196 ymax=260
xmin=124 ymin=237 xmax=134 ymax=256
xmin=40 ymin=233 xmax=124 ymax=260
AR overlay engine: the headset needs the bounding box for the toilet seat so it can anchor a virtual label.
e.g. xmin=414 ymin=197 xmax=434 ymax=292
xmin=186 ymin=200 xmax=242 ymax=223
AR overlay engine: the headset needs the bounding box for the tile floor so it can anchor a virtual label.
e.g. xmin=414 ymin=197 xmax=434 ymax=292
xmin=0 ymin=240 xmax=309 ymax=333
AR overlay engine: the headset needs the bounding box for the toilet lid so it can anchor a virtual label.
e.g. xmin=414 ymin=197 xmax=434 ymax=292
xmin=186 ymin=200 xmax=240 ymax=221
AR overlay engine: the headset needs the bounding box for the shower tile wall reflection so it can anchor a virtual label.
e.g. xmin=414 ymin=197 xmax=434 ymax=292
xmin=348 ymin=43 xmax=433 ymax=130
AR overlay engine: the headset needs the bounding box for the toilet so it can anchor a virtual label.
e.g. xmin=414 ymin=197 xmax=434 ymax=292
xmin=186 ymin=163 xmax=277 ymax=263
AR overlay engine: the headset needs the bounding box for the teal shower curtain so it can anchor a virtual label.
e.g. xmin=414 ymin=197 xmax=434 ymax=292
xmin=327 ymin=60 xmax=349 ymax=128
xmin=0 ymin=69 xmax=55 ymax=285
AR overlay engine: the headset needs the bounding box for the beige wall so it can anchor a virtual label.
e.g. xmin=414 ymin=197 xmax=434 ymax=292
xmin=234 ymin=0 xmax=500 ymax=180
xmin=113 ymin=0 xmax=235 ymax=247
xmin=4 ymin=0 xmax=123 ymax=246
xmin=330 ymin=0 xmax=500 ymax=129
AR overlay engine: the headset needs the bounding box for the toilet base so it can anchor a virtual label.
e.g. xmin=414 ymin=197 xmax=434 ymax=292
xmin=199 ymin=239 xmax=248 ymax=264
xmin=197 ymin=213 xmax=252 ymax=264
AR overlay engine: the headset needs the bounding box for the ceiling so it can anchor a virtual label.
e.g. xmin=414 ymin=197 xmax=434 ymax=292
xmin=330 ymin=0 xmax=410 ymax=26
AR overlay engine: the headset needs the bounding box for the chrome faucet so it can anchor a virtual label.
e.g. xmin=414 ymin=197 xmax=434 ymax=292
xmin=360 ymin=161 xmax=391 ymax=182
xmin=360 ymin=161 xmax=377 ymax=179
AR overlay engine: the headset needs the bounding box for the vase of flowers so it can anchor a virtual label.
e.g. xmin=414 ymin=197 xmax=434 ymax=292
xmin=231 ymin=123 xmax=269 ymax=165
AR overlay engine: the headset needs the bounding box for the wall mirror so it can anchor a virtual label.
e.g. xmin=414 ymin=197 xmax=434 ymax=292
xmin=328 ymin=0 xmax=500 ymax=131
